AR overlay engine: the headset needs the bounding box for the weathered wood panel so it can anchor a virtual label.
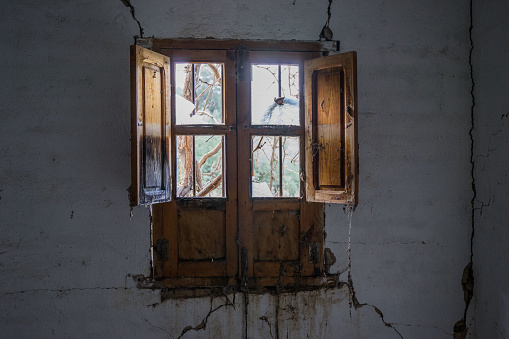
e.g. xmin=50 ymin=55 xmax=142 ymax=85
xmin=178 ymin=209 xmax=226 ymax=260
xmin=304 ymin=51 xmax=358 ymax=204
xmin=130 ymin=45 xmax=171 ymax=206
xmin=254 ymin=210 xmax=299 ymax=261
xmin=315 ymin=67 xmax=345 ymax=189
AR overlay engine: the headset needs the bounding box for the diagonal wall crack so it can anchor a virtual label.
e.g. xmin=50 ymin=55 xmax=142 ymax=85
xmin=345 ymin=276 xmax=403 ymax=338
xmin=120 ymin=0 xmax=144 ymax=37
xmin=344 ymin=207 xmax=403 ymax=338
xmin=177 ymin=293 xmax=235 ymax=339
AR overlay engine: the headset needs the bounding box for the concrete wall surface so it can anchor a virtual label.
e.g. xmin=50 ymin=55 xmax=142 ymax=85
xmin=0 ymin=0 xmax=481 ymax=337
xmin=469 ymin=0 xmax=509 ymax=337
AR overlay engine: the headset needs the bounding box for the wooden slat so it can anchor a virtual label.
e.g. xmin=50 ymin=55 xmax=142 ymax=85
xmin=248 ymin=125 xmax=301 ymax=135
xmin=250 ymin=276 xmax=332 ymax=288
xmin=252 ymin=199 xmax=300 ymax=211
xmin=178 ymin=261 xmax=227 ymax=277
xmin=154 ymin=277 xmax=237 ymax=288
xmin=174 ymin=125 xmax=227 ymax=134
xmin=170 ymin=49 xmax=227 ymax=62
xmin=224 ymin=50 xmax=239 ymax=277
xmin=253 ymin=262 xmax=299 ymax=278
xmin=154 ymin=39 xmax=325 ymax=53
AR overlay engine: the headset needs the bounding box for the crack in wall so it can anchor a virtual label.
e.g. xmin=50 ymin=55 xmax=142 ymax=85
xmin=177 ymin=293 xmax=236 ymax=339
xmin=342 ymin=206 xmax=403 ymax=338
xmin=0 ymin=286 xmax=131 ymax=298
xmin=455 ymin=0 xmax=476 ymax=336
xmin=392 ymin=323 xmax=453 ymax=336
xmin=120 ymin=0 xmax=144 ymax=38
xmin=258 ymin=315 xmax=274 ymax=339
xmin=145 ymin=319 xmax=174 ymax=339
xmin=345 ymin=275 xmax=403 ymax=338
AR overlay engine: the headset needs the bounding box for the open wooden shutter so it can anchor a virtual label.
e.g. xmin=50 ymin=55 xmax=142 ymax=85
xmin=304 ymin=52 xmax=358 ymax=205
xmin=130 ymin=45 xmax=172 ymax=206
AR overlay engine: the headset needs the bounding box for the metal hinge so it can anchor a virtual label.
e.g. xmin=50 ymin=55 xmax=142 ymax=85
xmin=309 ymin=242 xmax=320 ymax=264
xmin=156 ymin=238 xmax=169 ymax=262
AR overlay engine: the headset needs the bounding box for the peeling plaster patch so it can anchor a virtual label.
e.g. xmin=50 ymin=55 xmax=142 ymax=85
xmin=120 ymin=0 xmax=144 ymax=37
xmin=324 ymin=248 xmax=337 ymax=273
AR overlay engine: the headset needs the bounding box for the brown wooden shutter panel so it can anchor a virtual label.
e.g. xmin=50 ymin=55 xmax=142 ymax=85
xmin=304 ymin=52 xmax=358 ymax=205
xmin=130 ymin=45 xmax=172 ymax=206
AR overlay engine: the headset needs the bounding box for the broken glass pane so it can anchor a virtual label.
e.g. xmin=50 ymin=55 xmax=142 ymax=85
xmin=175 ymin=63 xmax=223 ymax=125
xmin=251 ymin=64 xmax=299 ymax=125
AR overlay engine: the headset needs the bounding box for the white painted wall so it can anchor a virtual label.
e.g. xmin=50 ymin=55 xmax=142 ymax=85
xmin=0 ymin=0 xmax=478 ymax=337
xmin=470 ymin=0 xmax=509 ymax=337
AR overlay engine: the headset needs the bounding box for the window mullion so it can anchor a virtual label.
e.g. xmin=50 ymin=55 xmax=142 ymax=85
xmin=279 ymin=136 xmax=283 ymax=197
xmin=192 ymin=135 xmax=196 ymax=197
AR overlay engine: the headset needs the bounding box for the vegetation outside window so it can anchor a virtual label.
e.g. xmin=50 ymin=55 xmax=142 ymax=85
xmin=130 ymin=39 xmax=358 ymax=288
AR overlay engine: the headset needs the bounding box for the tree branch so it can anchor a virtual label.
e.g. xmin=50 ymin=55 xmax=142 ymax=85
xmin=198 ymin=141 xmax=222 ymax=167
xmin=197 ymin=173 xmax=223 ymax=197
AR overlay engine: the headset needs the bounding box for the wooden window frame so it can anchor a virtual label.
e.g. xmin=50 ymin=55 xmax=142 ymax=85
xmin=130 ymin=39 xmax=358 ymax=288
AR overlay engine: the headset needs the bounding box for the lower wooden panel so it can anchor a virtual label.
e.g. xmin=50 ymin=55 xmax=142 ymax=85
xmin=178 ymin=209 xmax=226 ymax=261
xmin=155 ymin=277 xmax=237 ymax=288
xmin=178 ymin=261 xmax=227 ymax=277
xmin=253 ymin=261 xmax=299 ymax=278
xmin=250 ymin=276 xmax=333 ymax=288
xmin=253 ymin=210 xmax=300 ymax=261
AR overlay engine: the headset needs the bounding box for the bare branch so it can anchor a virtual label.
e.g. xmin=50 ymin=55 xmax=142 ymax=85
xmin=197 ymin=173 xmax=223 ymax=197
xmin=198 ymin=141 xmax=222 ymax=167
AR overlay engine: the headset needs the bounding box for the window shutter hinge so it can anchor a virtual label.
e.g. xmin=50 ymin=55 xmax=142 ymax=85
xmin=309 ymin=242 xmax=320 ymax=264
xmin=156 ymin=238 xmax=169 ymax=262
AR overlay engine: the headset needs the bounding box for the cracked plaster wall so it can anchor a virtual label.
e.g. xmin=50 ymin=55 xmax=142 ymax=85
xmin=469 ymin=0 xmax=509 ymax=337
xmin=0 ymin=0 xmax=476 ymax=337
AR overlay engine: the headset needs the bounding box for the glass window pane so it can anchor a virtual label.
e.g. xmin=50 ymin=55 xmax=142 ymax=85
xmin=281 ymin=137 xmax=300 ymax=197
xmin=252 ymin=136 xmax=280 ymax=197
xmin=176 ymin=135 xmax=194 ymax=197
xmin=176 ymin=63 xmax=223 ymax=125
xmin=177 ymin=135 xmax=224 ymax=197
xmin=251 ymin=64 xmax=299 ymax=126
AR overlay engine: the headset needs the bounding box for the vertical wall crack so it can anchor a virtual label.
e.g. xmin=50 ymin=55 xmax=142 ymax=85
xmin=455 ymin=0 xmax=476 ymax=336
xmin=345 ymin=207 xmax=403 ymax=338
xmin=121 ymin=0 xmax=145 ymax=37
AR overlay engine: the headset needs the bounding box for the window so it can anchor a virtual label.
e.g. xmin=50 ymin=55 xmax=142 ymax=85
xmin=130 ymin=40 xmax=357 ymax=288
